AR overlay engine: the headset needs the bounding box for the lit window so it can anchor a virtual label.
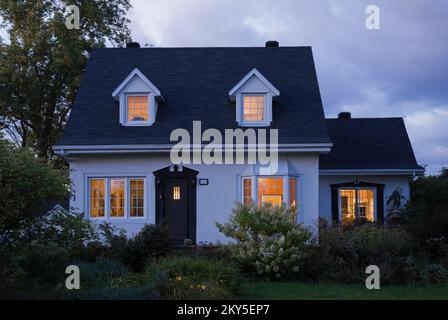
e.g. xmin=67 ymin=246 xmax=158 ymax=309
xmin=110 ymin=179 xmax=125 ymax=217
xmin=90 ymin=179 xmax=105 ymax=217
xmin=130 ymin=178 xmax=144 ymax=217
xmin=127 ymin=96 xmax=149 ymax=122
xmin=289 ymin=178 xmax=297 ymax=208
xmin=173 ymin=186 xmax=181 ymax=200
xmin=258 ymin=177 xmax=283 ymax=206
xmin=243 ymin=95 xmax=265 ymax=122
xmin=243 ymin=178 xmax=252 ymax=205
xmin=339 ymin=188 xmax=374 ymax=223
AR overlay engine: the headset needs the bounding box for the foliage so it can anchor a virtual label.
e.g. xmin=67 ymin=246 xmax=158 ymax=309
xmin=0 ymin=0 xmax=131 ymax=158
xmin=77 ymin=258 xmax=129 ymax=289
xmin=123 ymin=224 xmax=171 ymax=271
xmin=2 ymin=242 xmax=70 ymax=286
xmin=400 ymin=168 xmax=448 ymax=243
xmin=145 ymin=256 xmax=244 ymax=299
xmin=216 ymin=203 xmax=313 ymax=279
xmin=309 ymin=223 xmax=415 ymax=283
xmin=146 ymin=256 xmax=244 ymax=293
xmin=36 ymin=209 xmax=97 ymax=256
xmin=0 ymin=139 xmax=69 ymax=244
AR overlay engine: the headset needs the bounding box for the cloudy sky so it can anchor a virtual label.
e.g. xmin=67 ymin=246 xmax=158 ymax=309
xmin=128 ymin=0 xmax=448 ymax=174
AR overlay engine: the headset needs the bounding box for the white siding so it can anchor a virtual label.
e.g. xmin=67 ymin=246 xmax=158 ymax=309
xmin=69 ymin=153 xmax=320 ymax=243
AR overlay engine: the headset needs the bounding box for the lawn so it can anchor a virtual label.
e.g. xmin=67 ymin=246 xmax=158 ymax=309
xmin=240 ymin=282 xmax=448 ymax=300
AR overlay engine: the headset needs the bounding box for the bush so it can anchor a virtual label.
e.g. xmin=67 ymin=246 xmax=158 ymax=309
xmin=401 ymin=169 xmax=448 ymax=243
xmin=311 ymin=223 xmax=415 ymax=283
xmin=77 ymin=258 xmax=129 ymax=289
xmin=7 ymin=242 xmax=70 ymax=286
xmin=123 ymin=224 xmax=171 ymax=271
xmin=145 ymin=256 xmax=244 ymax=299
xmin=0 ymin=139 xmax=69 ymax=244
xmin=216 ymin=203 xmax=313 ymax=279
xmin=36 ymin=209 xmax=97 ymax=256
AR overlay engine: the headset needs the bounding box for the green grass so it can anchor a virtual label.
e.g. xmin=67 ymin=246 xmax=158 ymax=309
xmin=239 ymin=282 xmax=448 ymax=300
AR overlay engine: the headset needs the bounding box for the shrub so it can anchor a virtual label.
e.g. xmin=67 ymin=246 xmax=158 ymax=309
xmin=401 ymin=169 xmax=448 ymax=243
xmin=312 ymin=223 xmax=415 ymax=283
xmin=9 ymin=242 xmax=71 ymax=286
xmin=36 ymin=209 xmax=97 ymax=256
xmin=216 ymin=203 xmax=313 ymax=279
xmin=77 ymin=258 xmax=129 ymax=289
xmin=146 ymin=256 xmax=243 ymax=293
xmin=123 ymin=224 xmax=171 ymax=271
xmin=0 ymin=139 xmax=69 ymax=244
xmin=145 ymin=256 xmax=244 ymax=299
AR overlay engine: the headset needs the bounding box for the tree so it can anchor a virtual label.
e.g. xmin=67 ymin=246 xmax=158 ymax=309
xmin=0 ymin=0 xmax=131 ymax=159
xmin=0 ymin=138 xmax=70 ymax=244
xmin=402 ymin=168 xmax=448 ymax=242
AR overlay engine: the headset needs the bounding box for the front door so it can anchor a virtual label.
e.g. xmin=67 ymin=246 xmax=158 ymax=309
xmin=154 ymin=165 xmax=198 ymax=245
xmin=164 ymin=178 xmax=188 ymax=242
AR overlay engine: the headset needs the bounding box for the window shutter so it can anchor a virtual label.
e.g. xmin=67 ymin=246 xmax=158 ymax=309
xmin=376 ymin=185 xmax=384 ymax=224
xmin=331 ymin=185 xmax=339 ymax=224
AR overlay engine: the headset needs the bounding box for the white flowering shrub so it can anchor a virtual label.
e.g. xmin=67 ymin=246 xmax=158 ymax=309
xmin=216 ymin=203 xmax=314 ymax=279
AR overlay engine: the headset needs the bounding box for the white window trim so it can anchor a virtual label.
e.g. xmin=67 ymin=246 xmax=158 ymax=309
xmin=86 ymin=176 xmax=147 ymax=220
xmin=238 ymin=93 xmax=270 ymax=126
xmin=338 ymin=187 xmax=377 ymax=222
xmin=123 ymin=93 xmax=154 ymax=126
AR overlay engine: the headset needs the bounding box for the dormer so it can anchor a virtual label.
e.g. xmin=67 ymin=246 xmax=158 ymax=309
xmin=112 ymin=68 xmax=164 ymax=126
xmin=229 ymin=68 xmax=280 ymax=127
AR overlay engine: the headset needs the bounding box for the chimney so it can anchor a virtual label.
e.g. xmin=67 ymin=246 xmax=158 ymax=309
xmin=126 ymin=42 xmax=140 ymax=48
xmin=338 ymin=112 xmax=351 ymax=119
xmin=265 ymin=40 xmax=279 ymax=47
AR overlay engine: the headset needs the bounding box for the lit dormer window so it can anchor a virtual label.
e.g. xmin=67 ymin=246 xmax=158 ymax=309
xmin=242 ymin=94 xmax=265 ymax=122
xmin=229 ymin=68 xmax=280 ymax=126
xmin=127 ymin=95 xmax=149 ymax=122
xmin=112 ymin=68 xmax=164 ymax=126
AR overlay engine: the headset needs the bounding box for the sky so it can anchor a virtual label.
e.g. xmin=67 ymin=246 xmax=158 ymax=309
xmin=128 ymin=0 xmax=448 ymax=174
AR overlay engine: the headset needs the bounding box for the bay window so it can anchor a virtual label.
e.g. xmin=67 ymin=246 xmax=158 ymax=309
xmin=242 ymin=176 xmax=298 ymax=210
xmin=89 ymin=177 xmax=145 ymax=219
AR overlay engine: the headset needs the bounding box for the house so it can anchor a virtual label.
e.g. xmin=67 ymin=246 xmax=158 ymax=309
xmin=54 ymin=41 xmax=424 ymax=244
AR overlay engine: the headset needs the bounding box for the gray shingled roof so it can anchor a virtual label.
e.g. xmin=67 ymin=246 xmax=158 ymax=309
xmin=56 ymin=46 xmax=330 ymax=146
xmin=320 ymin=117 xmax=423 ymax=170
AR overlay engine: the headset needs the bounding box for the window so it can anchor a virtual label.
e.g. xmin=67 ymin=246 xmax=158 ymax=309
xmin=243 ymin=95 xmax=265 ymax=122
xmin=173 ymin=186 xmax=181 ymax=200
xmin=339 ymin=188 xmax=375 ymax=223
xmin=289 ymin=178 xmax=297 ymax=208
xmin=258 ymin=177 xmax=283 ymax=206
xmin=127 ymin=96 xmax=149 ymax=122
xmin=242 ymin=176 xmax=299 ymax=209
xmin=243 ymin=178 xmax=252 ymax=205
xmin=90 ymin=179 xmax=105 ymax=217
xmin=89 ymin=177 xmax=145 ymax=219
xmin=130 ymin=178 xmax=144 ymax=217
xmin=110 ymin=179 xmax=125 ymax=217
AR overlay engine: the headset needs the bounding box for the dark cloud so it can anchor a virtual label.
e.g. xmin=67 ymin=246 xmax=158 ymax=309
xmin=129 ymin=0 xmax=448 ymax=174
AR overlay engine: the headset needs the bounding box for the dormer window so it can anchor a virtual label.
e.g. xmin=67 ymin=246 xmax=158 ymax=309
xmin=127 ymin=95 xmax=149 ymax=122
xmin=242 ymin=94 xmax=266 ymax=122
xmin=112 ymin=68 xmax=164 ymax=127
xmin=229 ymin=68 xmax=280 ymax=127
